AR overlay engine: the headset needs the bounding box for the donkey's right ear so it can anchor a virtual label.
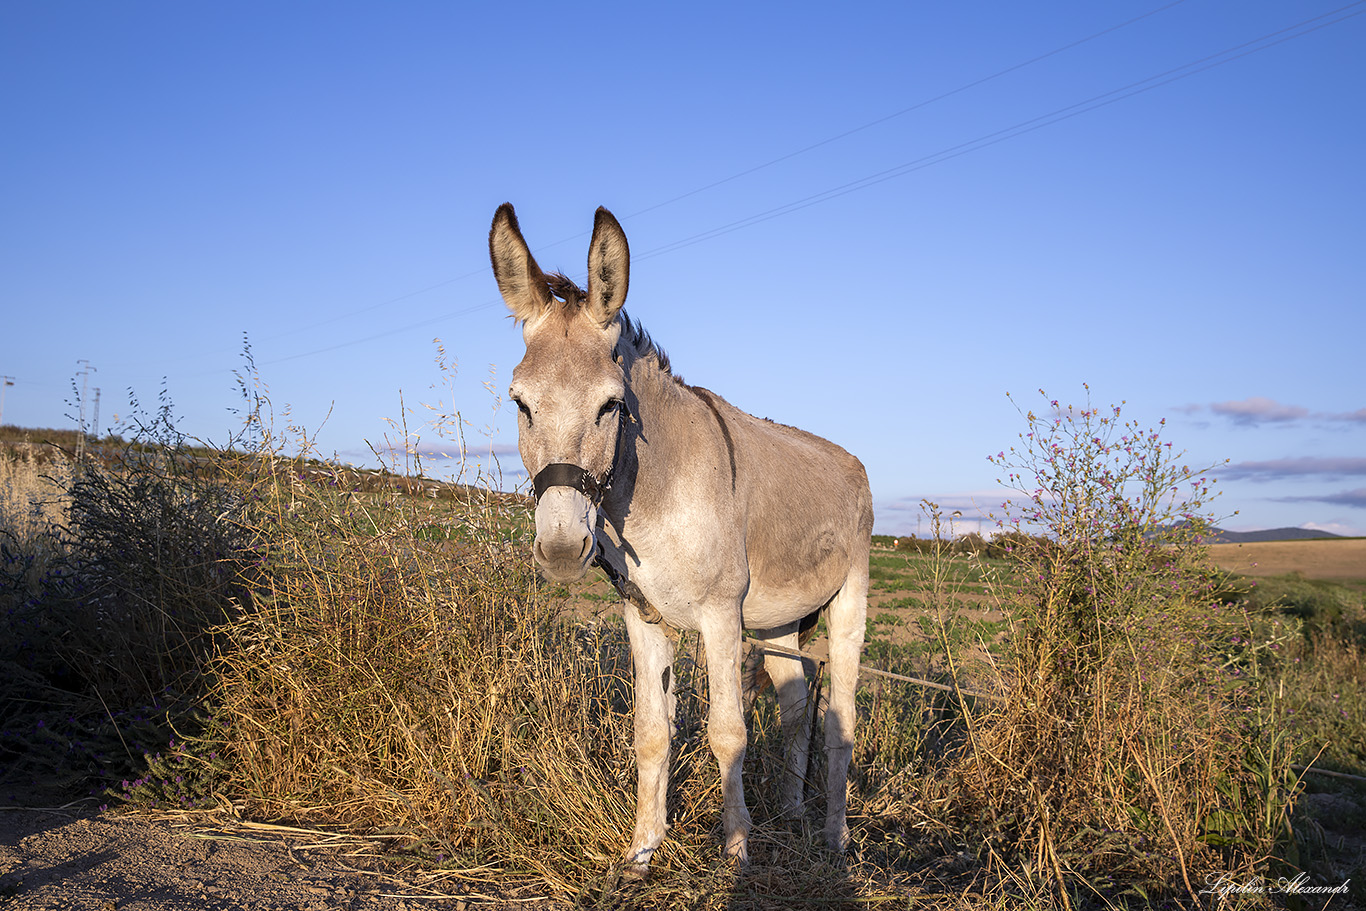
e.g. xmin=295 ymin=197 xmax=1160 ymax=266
xmin=489 ymin=203 xmax=552 ymax=322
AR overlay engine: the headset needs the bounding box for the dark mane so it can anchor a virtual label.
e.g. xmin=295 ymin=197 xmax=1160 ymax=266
xmin=545 ymin=272 xmax=585 ymax=306
xmin=618 ymin=311 xmax=672 ymax=375
xmin=541 ymin=272 xmax=672 ymax=376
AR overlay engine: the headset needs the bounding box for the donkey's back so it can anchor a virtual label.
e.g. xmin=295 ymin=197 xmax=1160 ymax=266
xmin=696 ymin=386 xmax=873 ymax=632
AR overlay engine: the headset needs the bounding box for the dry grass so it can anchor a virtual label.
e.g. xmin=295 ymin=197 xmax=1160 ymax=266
xmin=3 ymin=391 xmax=1341 ymax=908
xmin=209 ymin=450 xmax=635 ymax=889
xmin=0 ymin=453 xmax=72 ymax=602
xmin=1207 ymin=538 xmax=1366 ymax=583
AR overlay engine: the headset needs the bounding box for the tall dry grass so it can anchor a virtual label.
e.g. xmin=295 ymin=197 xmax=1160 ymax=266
xmin=0 ymin=452 xmax=72 ymax=601
xmin=207 ymin=447 xmax=640 ymax=887
xmin=2 ymin=381 xmax=1322 ymax=908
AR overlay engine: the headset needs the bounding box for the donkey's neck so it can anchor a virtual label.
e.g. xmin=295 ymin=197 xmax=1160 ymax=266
xmin=601 ymin=320 xmax=699 ymax=526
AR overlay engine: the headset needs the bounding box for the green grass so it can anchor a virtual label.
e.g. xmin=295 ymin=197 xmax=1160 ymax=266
xmin=868 ymin=552 xmax=1001 ymax=598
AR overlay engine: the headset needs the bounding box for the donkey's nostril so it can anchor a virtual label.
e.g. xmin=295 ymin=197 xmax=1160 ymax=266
xmin=534 ymin=534 xmax=593 ymax=570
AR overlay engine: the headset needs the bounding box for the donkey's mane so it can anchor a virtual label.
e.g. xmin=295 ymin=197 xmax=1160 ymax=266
xmin=618 ymin=312 xmax=672 ymax=376
xmin=544 ymin=272 xmax=672 ymax=376
xmin=544 ymin=272 xmax=585 ymax=305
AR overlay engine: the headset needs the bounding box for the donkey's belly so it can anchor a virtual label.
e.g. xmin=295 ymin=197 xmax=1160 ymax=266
xmin=739 ymin=567 xmax=846 ymax=631
xmin=737 ymin=527 xmax=850 ymax=629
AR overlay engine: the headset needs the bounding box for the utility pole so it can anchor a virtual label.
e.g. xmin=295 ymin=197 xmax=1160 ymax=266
xmin=76 ymin=360 xmax=96 ymax=461
xmin=0 ymin=376 xmax=13 ymax=427
xmin=91 ymin=387 xmax=101 ymax=447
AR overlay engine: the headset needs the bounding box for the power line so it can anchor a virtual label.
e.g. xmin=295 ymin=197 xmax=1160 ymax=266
xmin=255 ymin=272 xmax=490 ymax=343
xmin=256 ymin=300 xmax=499 ymax=367
xmin=241 ymin=0 xmax=1194 ymax=342
xmin=633 ymin=1 xmax=1366 ymax=262
xmin=611 ymin=0 xmax=1193 ymax=228
xmin=279 ymin=1 xmax=1366 ymax=363
xmin=169 ymin=299 xmax=505 ymax=378
xmin=197 ymin=0 xmax=1366 ymax=370
xmin=94 ymin=1 xmax=1366 ymax=375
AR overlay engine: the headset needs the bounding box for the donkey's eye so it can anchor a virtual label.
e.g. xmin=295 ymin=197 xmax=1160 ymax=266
xmin=513 ymin=397 xmax=533 ymax=425
xmin=596 ymin=398 xmax=623 ymax=425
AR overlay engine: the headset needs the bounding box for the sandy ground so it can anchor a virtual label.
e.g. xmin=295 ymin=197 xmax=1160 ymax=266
xmin=0 ymin=807 xmax=545 ymax=910
xmin=1206 ymin=538 xmax=1366 ymax=582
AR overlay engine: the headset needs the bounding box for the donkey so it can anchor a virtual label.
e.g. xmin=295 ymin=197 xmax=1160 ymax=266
xmin=489 ymin=203 xmax=872 ymax=872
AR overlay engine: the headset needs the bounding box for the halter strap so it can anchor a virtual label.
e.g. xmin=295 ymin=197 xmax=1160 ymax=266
xmin=529 ymin=397 xmax=630 ymax=504
xmin=531 ymin=462 xmax=604 ymax=502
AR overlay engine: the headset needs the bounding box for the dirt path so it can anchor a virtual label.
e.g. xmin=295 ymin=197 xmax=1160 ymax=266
xmin=0 ymin=806 xmax=549 ymax=910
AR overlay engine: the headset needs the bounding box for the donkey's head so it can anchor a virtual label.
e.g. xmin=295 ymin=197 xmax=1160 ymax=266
xmin=490 ymin=203 xmax=629 ymax=582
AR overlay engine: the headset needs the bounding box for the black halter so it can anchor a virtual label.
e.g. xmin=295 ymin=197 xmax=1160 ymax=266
xmin=528 ymin=402 xmax=628 ymax=506
xmin=531 ymin=461 xmax=605 ymax=503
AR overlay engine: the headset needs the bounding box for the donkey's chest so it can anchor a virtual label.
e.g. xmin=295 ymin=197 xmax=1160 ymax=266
xmin=593 ymin=515 xmax=729 ymax=622
xmin=597 ymin=545 xmax=717 ymax=631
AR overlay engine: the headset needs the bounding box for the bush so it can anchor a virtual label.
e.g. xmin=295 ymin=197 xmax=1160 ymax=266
xmin=893 ymin=536 xmax=936 ymax=554
xmin=192 ymin=420 xmax=652 ymax=890
xmin=0 ymin=438 xmax=250 ymax=804
xmin=940 ymin=389 xmax=1301 ymax=904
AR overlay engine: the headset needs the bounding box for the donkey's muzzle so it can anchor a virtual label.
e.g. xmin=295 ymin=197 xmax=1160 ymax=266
xmin=532 ymin=486 xmax=598 ymax=582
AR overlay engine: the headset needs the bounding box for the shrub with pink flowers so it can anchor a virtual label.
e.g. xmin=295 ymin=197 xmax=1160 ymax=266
xmin=947 ymin=388 xmax=1301 ymax=905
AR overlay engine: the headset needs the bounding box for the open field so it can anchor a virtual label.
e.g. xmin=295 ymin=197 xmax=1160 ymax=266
xmin=1207 ymin=537 xmax=1366 ymax=582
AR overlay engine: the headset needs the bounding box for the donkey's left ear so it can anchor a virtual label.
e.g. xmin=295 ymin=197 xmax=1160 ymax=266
xmin=586 ymin=207 xmax=629 ymax=328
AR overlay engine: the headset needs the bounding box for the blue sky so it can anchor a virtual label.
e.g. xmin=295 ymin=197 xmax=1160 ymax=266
xmin=3 ymin=1 xmax=1363 ymax=536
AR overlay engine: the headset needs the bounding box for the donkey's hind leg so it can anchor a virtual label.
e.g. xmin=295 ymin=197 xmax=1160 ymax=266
xmin=823 ymin=565 xmax=868 ymax=852
xmin=760 ymin=627 xmax=818 ymax=816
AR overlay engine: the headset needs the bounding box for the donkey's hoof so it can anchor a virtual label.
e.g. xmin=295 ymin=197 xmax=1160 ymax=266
xmin=723 ymin=833 xmax=750 ymax=866
xmin=621 ymin=846 xmax=654 ymax=880
xmin=824 ymin=821 xmax=850 ymax=854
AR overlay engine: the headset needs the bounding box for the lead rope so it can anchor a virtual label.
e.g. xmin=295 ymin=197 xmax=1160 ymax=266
xmin=743 ymin=638 xmax=1003 ymax=702
xmin=593 ymin=540 xmax=670 ymax=628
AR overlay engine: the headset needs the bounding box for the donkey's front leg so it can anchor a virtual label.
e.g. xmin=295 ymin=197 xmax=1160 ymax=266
xmin=623 ymin=605 xmax=676 ymax=875
xmin=699 ymin=609 xmax=752 ymax=863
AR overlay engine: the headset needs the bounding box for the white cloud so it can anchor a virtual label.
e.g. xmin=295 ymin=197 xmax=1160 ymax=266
xmin=1328 ymin=407 xmax=1366 ymax=423
xmin=1303 ymin=520 xmax=1364 ymax=537
xmin=1271 ymin=488 xmax=1366 ymax=510
xmin=1183 ymin=398 xmax=1366 ymax=426
xmin=1221 ymin=457 xmax=1366 ymax=482
xmin=1208 ymin=396 xmax=1309 ymax=425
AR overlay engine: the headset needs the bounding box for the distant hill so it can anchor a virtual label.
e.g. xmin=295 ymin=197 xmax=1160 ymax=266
xmin=1206 ymin=526 xmax=1343 ymax=544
